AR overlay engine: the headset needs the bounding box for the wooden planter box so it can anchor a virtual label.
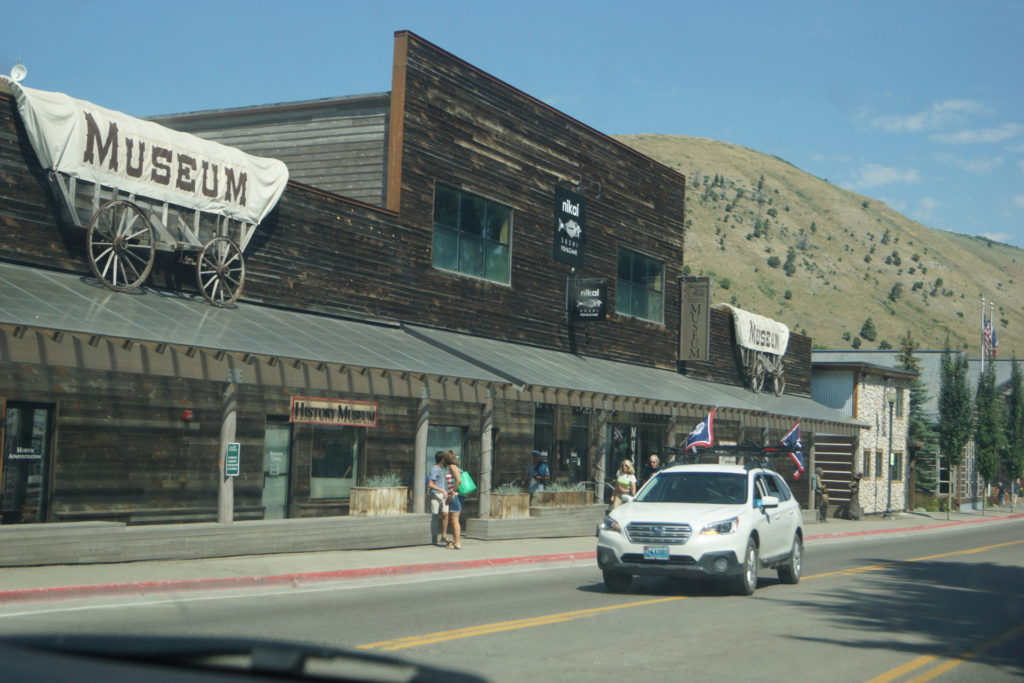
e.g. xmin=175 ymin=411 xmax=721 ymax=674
xmin=531 ymin=490 xmax=592 ymax=507
xmin=489 ymin=493 xmax=531 ymax=519
xmin=348 ymin=487 xmax=409 ymax=517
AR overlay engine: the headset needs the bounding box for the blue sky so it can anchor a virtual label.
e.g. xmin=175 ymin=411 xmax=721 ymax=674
xmin=4 ymin=1 xmax=1022 ymax=246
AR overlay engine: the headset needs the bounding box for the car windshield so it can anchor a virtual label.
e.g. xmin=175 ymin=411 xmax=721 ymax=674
xmin=635 ymin=472 xmax=748 ymax=505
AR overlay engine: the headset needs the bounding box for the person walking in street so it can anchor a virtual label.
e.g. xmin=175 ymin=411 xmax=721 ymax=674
xmin=611 ymin=459 xmax=637 ymax=509
xmin=443 ymin=450 xmax=463 ymax=549
xmin=526 ymin=450 xmax=551 ymax=493
xmin=427 ymin=451 xmax=450 ymax=546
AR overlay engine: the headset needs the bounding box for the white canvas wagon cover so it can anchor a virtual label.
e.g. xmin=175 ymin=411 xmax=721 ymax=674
xmin=2 ymin=76 xmax=288 ymax=225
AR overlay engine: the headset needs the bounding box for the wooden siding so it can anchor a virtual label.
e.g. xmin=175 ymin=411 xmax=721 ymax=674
xmin=682 ymin=309 xmax=812 ymax=396
xmin=153 ymin=95 xmax=390 ymax=206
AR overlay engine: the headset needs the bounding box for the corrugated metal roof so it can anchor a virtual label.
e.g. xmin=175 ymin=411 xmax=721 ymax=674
xmin=408 ymin=326 xmax=863 ymax=428
xmin=0 ymin=262 xmax=862 ymax=429
xmin=0 ymin=262 xmax=504 ymax=382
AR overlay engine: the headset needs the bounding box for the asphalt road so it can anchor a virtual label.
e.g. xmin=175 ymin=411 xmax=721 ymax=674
xmin=0 ymin=520 xmax=1021 ymax=682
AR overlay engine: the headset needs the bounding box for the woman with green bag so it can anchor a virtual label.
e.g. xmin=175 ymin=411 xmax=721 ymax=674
xmin=442 ymin=451 xmax=464 ymax=549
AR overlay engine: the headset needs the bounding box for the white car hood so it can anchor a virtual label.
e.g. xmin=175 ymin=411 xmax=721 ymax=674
xmin=611 ymin=502 xmax=742 ymax=527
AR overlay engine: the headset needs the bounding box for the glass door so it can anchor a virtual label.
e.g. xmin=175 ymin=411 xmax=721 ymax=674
xmin=261 ymin=422 xmax=291 ymax=519
xmin=2 ymin=403 xmax=53 ymax=524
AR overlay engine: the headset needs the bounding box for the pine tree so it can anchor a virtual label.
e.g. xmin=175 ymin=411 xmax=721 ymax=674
xmin=898 ymin=332 xmax=938 ymax=501
xmin=939 ymin=344 xmax=973 ymax=515
xmin=974 ymin=364 xmax=1005 ymax=514
xmin=1003 ymin=360 xmax=1024 ymax=510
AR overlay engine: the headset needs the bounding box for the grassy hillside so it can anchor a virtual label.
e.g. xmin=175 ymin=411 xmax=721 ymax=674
xmin=617 ymin=134 xmax=1024 ymax=356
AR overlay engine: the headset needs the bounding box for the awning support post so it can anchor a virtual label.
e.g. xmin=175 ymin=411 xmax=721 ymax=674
xmin=412 ymin=387 xmax=429 ymax=514
xmin=479 ymin=389 xmax=494 ymax=518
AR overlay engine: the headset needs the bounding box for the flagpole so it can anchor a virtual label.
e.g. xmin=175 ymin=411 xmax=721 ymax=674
xmin=981 ymin=296 xmax=986 ymax=372
xmin=991 ymin=300 xmax=997 ymax=359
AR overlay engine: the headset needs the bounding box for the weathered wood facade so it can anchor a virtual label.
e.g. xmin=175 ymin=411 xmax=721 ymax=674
xmin=0 ymin=31 xmax=856 ymax=526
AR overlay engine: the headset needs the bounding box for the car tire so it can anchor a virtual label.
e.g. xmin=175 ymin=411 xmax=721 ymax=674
xmin=777 ymin=535 xmax=803 ymax=585
xmin=732 ymin=538 xmax=759 ymax=596
xmin=603 ymin=570 xmax=633 ymax=593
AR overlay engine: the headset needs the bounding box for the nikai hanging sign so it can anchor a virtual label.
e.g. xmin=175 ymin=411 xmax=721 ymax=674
xmin=553 ymin=187 xmax=585 ymax=268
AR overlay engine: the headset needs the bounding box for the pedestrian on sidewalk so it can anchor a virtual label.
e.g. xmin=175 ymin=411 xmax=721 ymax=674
xmin=641 ymin=454 xmax=663 ymax=487
xmin=427 ymin=451 xmax=450 ymax=546
xmin=443 ymin=450 xmax=463 ymax=549
xmin=611 ymin=459 xmax=637 ymax=509
xmin=526 ymin=450 xmax=551 ymax=493
xmin=814 ymin=467 xmax=829 ymax=522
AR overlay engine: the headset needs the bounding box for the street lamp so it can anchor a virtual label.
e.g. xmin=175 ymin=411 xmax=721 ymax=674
xmin=885 ymin=387 xmax=897 ymax=518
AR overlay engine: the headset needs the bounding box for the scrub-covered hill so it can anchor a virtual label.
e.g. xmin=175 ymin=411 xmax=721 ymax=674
xmin=617 ymin=134 xmax=1024 ymax=356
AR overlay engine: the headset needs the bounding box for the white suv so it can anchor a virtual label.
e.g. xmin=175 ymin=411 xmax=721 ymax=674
xmin=596 ymin=462 xmax=803 ymax=595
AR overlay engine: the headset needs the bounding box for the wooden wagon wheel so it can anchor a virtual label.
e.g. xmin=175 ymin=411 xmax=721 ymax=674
xmin=196 ymin=236 xmax=245 ymax=307
xmin=772 ymin=369 xmax=787 ymax=396
xmin=749 ymin=356 xmax=766 ymax=393
xmin=86 ymin=199 xmax=156 ymax=291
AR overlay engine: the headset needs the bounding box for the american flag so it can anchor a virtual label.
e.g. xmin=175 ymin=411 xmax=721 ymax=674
xmin=984 ymin=313 xmax=993 ymax=358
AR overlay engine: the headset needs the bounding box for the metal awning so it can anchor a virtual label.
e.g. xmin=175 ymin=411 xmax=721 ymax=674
xmin=0 ymin=262 xmax=504 ymax=383
xmin=0 ymin=262 xmax=862 ymax=429
xmin=405 ymin=326 xmax=863 ymax=428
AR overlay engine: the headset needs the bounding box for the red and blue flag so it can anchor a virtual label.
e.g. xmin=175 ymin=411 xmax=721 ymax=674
xmin=780 ymin=421 xmax=805 ymax=479
xmin=684 ymin=409 xmax=716 ymax=452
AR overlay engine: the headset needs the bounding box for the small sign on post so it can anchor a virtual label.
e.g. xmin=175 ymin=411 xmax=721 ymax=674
xmin=225 ymin=442 xmax=241 ymax=477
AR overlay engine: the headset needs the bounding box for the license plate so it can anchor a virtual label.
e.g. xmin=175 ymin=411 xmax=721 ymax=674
xmin=643 ymin=545 xmax=670 ymax=561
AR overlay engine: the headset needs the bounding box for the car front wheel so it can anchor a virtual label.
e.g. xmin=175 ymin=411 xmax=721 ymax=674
xmin=777 ymin=535 xmax=803 ymax=585
xmin=603 ymin=570 xmax=633 ymax=593
xmin=731 ymin=538 xmax=759 ymax=596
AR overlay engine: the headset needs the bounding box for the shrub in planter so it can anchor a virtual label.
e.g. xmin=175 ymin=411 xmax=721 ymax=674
xmin=349 ymin=472 xmax=409 ymax=517
xmin=531 ymin=481 xmax=592 ymax=507
xmin=490 ymin=483 xmax=530 ymax=519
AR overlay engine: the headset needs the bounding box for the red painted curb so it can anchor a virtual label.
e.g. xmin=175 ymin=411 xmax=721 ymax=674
xmin=0 ymin=551 xmax=596 ymax=605
xmin=804 ymin=511 xmax=1024 ymax=541
xmin=2 ymin=514 xmax=1021 ymax=605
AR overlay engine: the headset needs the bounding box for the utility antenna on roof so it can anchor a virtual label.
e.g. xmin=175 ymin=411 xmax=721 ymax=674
xmin=10 ymin=60 xmax=27 ymax=83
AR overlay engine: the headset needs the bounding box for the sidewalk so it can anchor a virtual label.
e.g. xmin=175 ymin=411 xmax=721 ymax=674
xmin=1 ymin=509 xmax=1021 ymax=604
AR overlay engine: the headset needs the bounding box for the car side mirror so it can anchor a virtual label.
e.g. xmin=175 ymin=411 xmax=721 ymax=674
xmin=759 ymin=495 xmax=780 ymax=509
xmin=620 ymin=494 xmax=634 ymax=504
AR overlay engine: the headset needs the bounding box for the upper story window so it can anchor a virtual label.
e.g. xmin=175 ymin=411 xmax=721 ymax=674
xmin=432 ymin=185 xmax=511 ymax=284
xmin=616 ymin=249 xmax=664 ymax=323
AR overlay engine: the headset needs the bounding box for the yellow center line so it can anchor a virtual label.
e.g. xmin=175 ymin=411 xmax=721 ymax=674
xmin=905 ymin=622 xmax=1024 ymax=683
xmin=359 ymin=538 xmax=1024 ymax=653
xmin=357 ymin=595 xmax=686 ymax=650
xmin=864 ymin=655 xmax=938 ymax=683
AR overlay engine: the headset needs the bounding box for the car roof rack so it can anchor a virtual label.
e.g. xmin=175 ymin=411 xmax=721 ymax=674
xmin=663 ymin=443 xmax=798 ymax=472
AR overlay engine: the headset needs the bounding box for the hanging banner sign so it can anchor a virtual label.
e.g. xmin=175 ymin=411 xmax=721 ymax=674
xmin=569 ymin=277 xmax=607 ymax=321
xmin=290 ymin=396 xmax=379 ymax=427
xmin=553 ymin=187 xmax=585 ymax=268
xmin=679 ymin=276 xmax=710 ymax=362
xmin=715 ymin=303 xmax=789 ymax=356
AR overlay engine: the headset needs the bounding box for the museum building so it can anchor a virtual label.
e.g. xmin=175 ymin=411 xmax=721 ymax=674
xmin=0 ymin=31 xmax=862 ymax=526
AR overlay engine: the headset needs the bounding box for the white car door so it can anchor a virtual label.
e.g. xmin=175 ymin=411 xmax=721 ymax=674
xmin=753 ymin=474 xmax=789 ymax=558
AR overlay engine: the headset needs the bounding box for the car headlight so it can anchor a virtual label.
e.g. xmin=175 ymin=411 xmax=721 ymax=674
xmin=599 ymin=516 xmax=622 ymax=533
xmin=700 ymin=516 xmax=739 ymax=535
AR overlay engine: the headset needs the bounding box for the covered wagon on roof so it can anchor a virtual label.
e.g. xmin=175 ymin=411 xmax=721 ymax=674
xmin=1 ymin=76 xmax=288 ymax=306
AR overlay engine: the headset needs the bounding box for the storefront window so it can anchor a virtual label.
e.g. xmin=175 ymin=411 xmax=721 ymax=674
xmin=310 ymin=425 xmax=362 ymax=499
xmin=533 ymin=404 xmax=554 ymax=456
xmin=427 ymin=425 xmax=466 ymax=472
xmin=2 ymin=403 xmax=53 ymax=524
xmin=433 ymin=184 xmax=511 ymax=284
xmin=616 ymin=248 xmax=664 ymax=323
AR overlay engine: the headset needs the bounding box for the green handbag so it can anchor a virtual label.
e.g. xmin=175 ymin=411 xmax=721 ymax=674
xmin=457 ymin=469 xmax=477 ymax=495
